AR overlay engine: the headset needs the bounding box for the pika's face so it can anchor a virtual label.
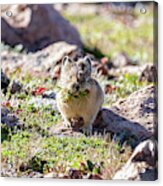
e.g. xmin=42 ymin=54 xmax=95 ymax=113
xmin=60 ymin=56 xmax=78 ymax=94
xmin=77 ymin=56 xmax=92 ymax=83
xmin=60 ymin=56 xmax=92 ymax=95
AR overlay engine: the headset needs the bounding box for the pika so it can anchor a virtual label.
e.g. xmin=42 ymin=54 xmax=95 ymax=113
xmin=56 ymin=56 xmax=104 ymax=133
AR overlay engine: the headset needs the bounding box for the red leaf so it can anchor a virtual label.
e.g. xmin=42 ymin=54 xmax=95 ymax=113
xmin=32 ymin=87 xmax=47 ymax=96
xmin=101 ymin=57 xmax=108 ymax=65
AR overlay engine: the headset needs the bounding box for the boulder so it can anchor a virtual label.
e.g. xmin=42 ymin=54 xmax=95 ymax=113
xmin=94 ymin=85 xmax=157 ymax=145
xmin=1 ymin=5 xmax=82 ymax=51
xmin=112 ymin=139 xmax=158 ymax=180
xmin=111 ymin=85 xmax=157 ymax=137
xmin=1 ymin=42 xmax=79 ymax=77
xmin=139 ymin=64 xmax=157 ymax=83
xmin=111 ymin=52 xmax=134 ymax=68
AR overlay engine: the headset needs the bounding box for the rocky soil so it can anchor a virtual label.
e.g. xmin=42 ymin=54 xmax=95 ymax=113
xmin=1 ymin=3 xmax=158 ymax=180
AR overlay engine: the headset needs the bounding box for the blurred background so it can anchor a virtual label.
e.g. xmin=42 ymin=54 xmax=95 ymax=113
xmin=1 ymin=2 xmax=154 ymax=62
xmin=55 ymin=2 xmax=154 ymax=63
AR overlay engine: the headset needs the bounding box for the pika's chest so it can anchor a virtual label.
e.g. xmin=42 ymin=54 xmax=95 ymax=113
xmin=57 ymin=90 xmax=95 ymax=114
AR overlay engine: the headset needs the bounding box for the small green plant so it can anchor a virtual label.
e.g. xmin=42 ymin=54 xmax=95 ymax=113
xmin=57 ymin=86 xmax=89 ymax=103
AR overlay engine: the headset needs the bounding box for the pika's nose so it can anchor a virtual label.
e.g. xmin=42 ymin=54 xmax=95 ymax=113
xmin=78 ymin=71 xmax=84 ymax=78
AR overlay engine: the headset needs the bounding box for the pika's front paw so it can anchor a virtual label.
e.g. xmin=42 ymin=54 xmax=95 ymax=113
xmin=64 ymin=120 xmax=71 ymax=128
xmin=70 ymin=117 xmax=84 ymax=130
xmin=81 ymin=125 xmax=93 ymax=136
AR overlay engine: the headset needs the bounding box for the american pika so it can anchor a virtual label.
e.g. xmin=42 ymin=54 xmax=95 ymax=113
xmin=56 ymin=56 xmax=104 ymax=133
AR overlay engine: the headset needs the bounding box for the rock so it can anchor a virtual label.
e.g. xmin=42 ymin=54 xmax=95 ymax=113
xmin=1 ymin=42 xmax=79 ymax=77
xmin=4 ymin=114 xmax=19 ymax=127
xmin=42 ymin=90 xmax=56 ymax=99
xmin=113 ymin=139 xmax=158 ymax=180
xmin=1 ymin=17 xmax=23 ymax=48
xmin=112 ymin=85 xmax=157 ymax=137
xmin=44 ymin=172 xmax=57 ymax=178
xmin=93 ymin=108 xmax=151 ymax=146
xmin=1 ymin=5 xmax=82 ymax=51
xmin=1 ymin=107 xmax=19 ymax=127
xmin=68 ymin=169 xmax=84 ymax=179
xmin=93 ymin=85 xmax=157 ymax=145
xmin=28 ymin=171 xmax=44 ymax=178
xmin=1 ymin=107 xmax=10 ymax=120
xmin=88 ymin=174 xmax=103 ymax=180
xmin=40 ymin=42 xmax=78 ymax=71
xmin=109 ymin=63 xmax=157 ymax=81
xmin=111 ymin=52 xmax=134 ymax=68
xmin=139 ymin=64 xmax=157 ymax=83
xmin=68 ymin=48 xmax=85 ymax=61
xmin=10 ymin=80 xmax=23 ymax=94
xmin=1 ymin=70 xmax=10 ymax=93
xmin=110 ymin=65 xmax=142 ymax=76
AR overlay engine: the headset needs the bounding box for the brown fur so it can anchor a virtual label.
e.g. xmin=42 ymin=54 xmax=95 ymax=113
xmin=56 ymin=56 xmax=104 ymax=133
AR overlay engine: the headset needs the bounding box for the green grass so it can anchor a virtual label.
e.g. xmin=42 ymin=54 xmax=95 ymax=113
xmin=2 ymin=130 xmax=131 ymax=178
xmin=102 ymin=73 xmax=150 ymax=106
xmin=63 ymin=5 xmax=153 ymax=63
xmin=1 ymin=71 xmax=133 ymax=178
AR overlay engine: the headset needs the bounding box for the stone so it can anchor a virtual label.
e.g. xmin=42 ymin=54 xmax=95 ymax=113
xmin=111 ymin=52 xmax=133 ymax=68
xmin=139 ymin=64 xmax=157 ymax=83
xmin=1 ymin=107 xmax=19 ymax=127
xmin=10 ymin=80 xmax=23 ymax=94
xmin=112 ymin=139 xmax=158 ymax=180
xmin=1 ymin=42 xmax=78 ymax=78
xmin=93 ymin=85 xmax=157 ymax=145
xmin=1 ymin=5 xmax=82 ymax=51
xmin=42 ymin=90 xmax=56 ymax=99
xmin=1 ymin=107 xmax=10 ymax=120
xmin=44 ymin=172 xmax=57 ymax=178
xmin=112 ymin=85 xmax=157 ymax=137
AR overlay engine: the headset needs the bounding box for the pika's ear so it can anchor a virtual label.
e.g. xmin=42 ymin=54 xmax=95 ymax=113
xmin=84 ymin=56 xmax=92 ymax=70
xmin=84 ymin=56 xmax=91 ymax=66
xmin=62 ymin=56 xmax=73 ymax=66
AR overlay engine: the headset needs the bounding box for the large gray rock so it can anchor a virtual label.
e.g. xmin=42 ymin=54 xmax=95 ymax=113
xmin=111 ymin=85 xmax=157 ymax=137
xmin=113 ymin=139 xmax=158 ymax=180
xmin=94 ymin=85 xmax=157 ymax=145
xmin=1 ymin=5 xmax=82 ymax=51
xmin=111 ymin=52 xmax=133 ymax=68
xmin=1 ymin=42 xmax=78 ymax=77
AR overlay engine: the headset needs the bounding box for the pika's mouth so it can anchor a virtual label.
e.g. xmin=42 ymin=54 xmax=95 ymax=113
xmin=68 ymin=89 xmax=89 ymax=98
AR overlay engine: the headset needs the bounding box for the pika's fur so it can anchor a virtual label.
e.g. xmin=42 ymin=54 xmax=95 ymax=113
xmin=56 ymin=56 xmax=104 ymax=133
